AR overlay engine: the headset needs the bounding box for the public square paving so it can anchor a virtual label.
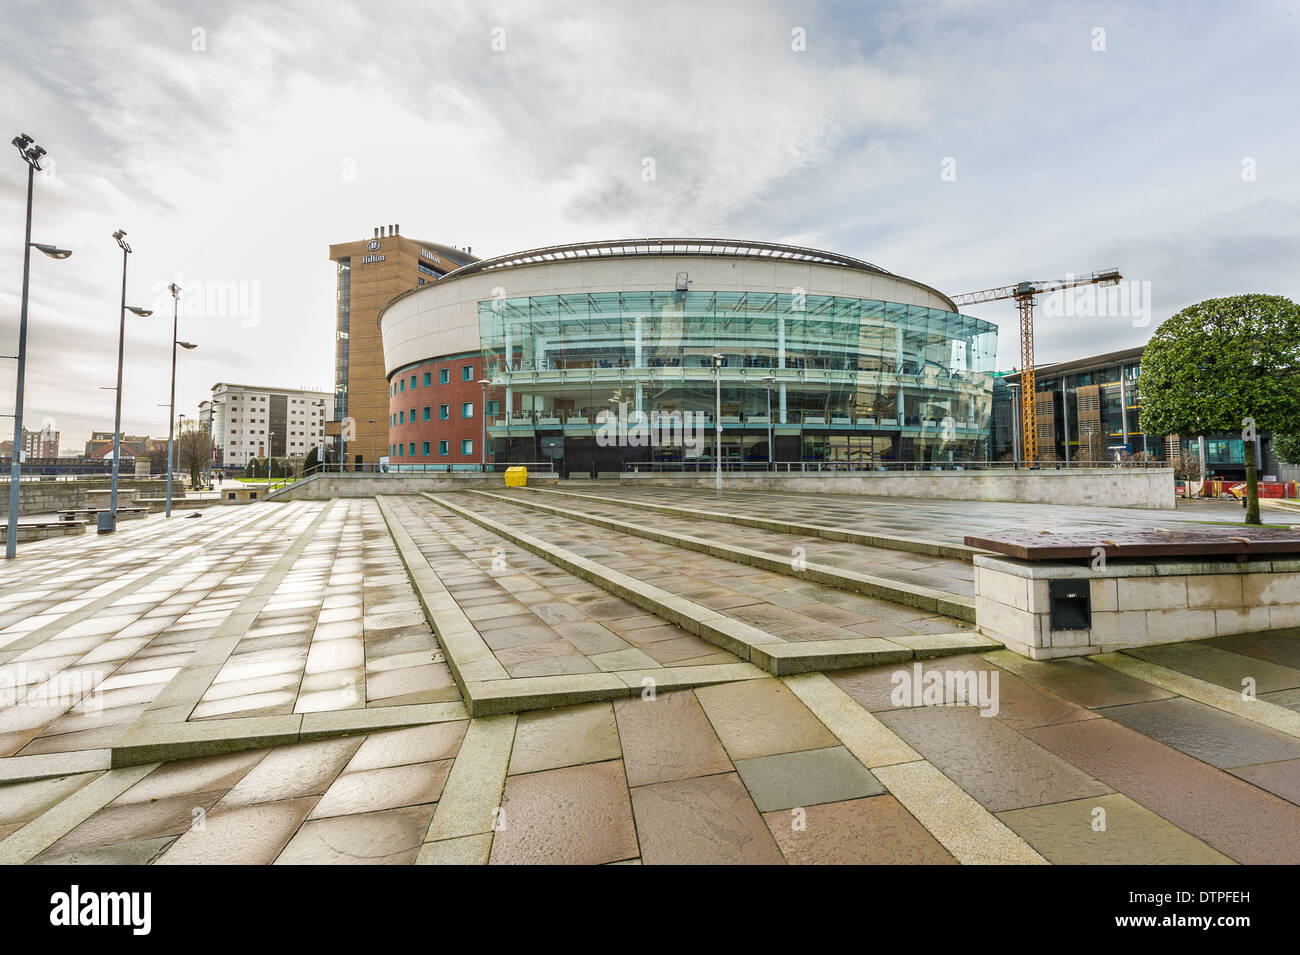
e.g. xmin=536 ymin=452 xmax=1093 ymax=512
xmin=0 ymin=488 xmax=1298 ymax=865
xmin=550 ymin=482 xmax=1256 ymax=542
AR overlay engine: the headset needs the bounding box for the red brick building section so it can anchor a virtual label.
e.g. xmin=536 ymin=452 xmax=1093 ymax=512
xmin=387 ymin=354 xmax=496 ymax=467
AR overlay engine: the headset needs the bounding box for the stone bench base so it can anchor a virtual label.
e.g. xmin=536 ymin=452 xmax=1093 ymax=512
xmin=974 ymin=553 xmax=1300 ymax=659
xmin=137 ymin=497 xmax=217 ymax=512
xmin=0 ymin=521 xmax=89 ymax=543
xmin=58 ymin=507 xmax=149 ymax=521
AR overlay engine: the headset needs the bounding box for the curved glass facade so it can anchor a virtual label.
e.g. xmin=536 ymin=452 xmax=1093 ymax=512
xmin=477 ymin=290 xmax=997 ymax=472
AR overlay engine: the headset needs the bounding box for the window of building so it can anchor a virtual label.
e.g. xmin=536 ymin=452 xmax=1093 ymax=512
xmin=400 ymin=380 xmax=405 ymax=392
xmin=410 ymin=375 xmax=417 ymax=389
xmin=485 ymin=400 xmax=500 ymax=415
xmin=461 ymin=439 xmax=473 ymax=455
xmin=423 ymin=372 xmax=432 ymax=386
xmin=422 ymin=407 xmax=431 ymax=422
xmin=438 ymin=440 xmax=448 ymax=455
xmin=439 ymin=404 xmax=449 ymax=420
xmin=410 ymin=408 xmax=416 ymax=422
xmin=422 ymin=441 xmax=430 ymax=456
xmin=408 ymin=442 xmax=416 ymax=457
xmin=439 ymin=369 xmax=449 ymax=384
xmin=397 ymin=444 xmax=404 ymax=457
xmin=398 ymin=411 xmax=404 ymax=424
xmin=462 ymin=365 xmax=474 ymax=381
xmin=461 ymin=402 xmax=474 ymax=418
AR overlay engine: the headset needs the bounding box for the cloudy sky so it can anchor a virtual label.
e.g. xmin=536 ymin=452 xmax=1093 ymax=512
xmin=1 ymin=0 xmax=1297 ymax=452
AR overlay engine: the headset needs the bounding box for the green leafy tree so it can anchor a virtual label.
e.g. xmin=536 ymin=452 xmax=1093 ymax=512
xmin=1273 ymin=432 xmax=1300 ymax=466
xmin=1139 ymin=295 xmax=1300 ymax=523
xmin=304 ymin=446 xmax=320 ymax=473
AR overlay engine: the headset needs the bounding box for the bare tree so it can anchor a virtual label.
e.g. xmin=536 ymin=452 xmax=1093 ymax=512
xmin=177 ymin=421 xmax=212 ymax=489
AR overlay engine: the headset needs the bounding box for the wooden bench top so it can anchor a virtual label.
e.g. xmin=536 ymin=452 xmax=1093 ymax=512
xmin=58 ymin=506 xmax=149 ymax=515
xmin=965 ymin=526 xmax=1300 ymax=561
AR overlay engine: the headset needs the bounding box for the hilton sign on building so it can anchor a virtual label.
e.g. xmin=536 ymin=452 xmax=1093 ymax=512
xmin=328 ymin=226 xmax=476 ymax=466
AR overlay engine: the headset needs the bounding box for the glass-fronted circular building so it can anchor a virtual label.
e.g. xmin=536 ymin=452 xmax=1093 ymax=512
xmin=379 ymin=238 xmax=997 ymax=476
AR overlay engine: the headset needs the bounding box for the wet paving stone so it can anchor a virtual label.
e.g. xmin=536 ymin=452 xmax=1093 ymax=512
xmin=764 ymin=795 xmax=957 ymax=865
xmin=508 ymin=702 xmax=621 ymax=776
xmin=694 ymin=679 xmax=839 ymax=761
xmin=1098 ymin=697 xmax=1300 ymax=769
xmin=733 ymin=745 xmax=885 ymax=812
xmin=613 ymin=691 xmax=733 ymax=788
xmin=1124 ymin=643 xmax=1300 ymax=694
xmin=996 ymin=793 xmax=1233 ymax=865
xmin=1229 ymin=759 xmax=1300 ymax=806
xmin=631 ymin=772 xmax=785 ymax=865
xmin=490 ymin=760 xmax=638 ymax=865
xmin=156 ymin=796 xmax=317 ymax=864
xmin=275 ymin=804 xmax=436 ymax=865
xmin=878 ymin=704 xmax=1112 ymax=812
xmin=1025 ymin=718 xmax=1300 ymax=864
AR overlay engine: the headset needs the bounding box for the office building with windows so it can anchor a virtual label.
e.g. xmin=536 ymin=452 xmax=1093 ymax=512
xmin=993 ymin=345 xmax=1288 ymax=480
xmin=379 ymin=238 xmax=998 ymax=475
xmin=209 ymin=382 xmax=331 ymax=468
xmin=329 ymin=226 xmax=477 ymax=467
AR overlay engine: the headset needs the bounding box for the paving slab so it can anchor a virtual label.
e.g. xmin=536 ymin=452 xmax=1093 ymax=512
xmin=155 ymin=796 xmax=317 ymax=864
xmin=216 ymin=736 xmax=364 ymax=808
xmin=996 ymin=793 xmax=1234 ymax=865
xmin=631 ymin=772 xmax=786 ymax=865
xmin=780 ymin=672 xmax=920 ymax=768
xmin=1025 ymin=717 xmax=1300 ymax=864
xmin=733 ymin=745 xmax=884 ymax=812
xmin=763 ymin=795 xmax=957 ymax=865
xmin=694 ymin=678 xmax=839 ymax=761
xmin=877 ymin=704 xmax=1112 ymax=812
xmin=1098 ymin=697 xmax=1300 ymax=769
xmin=0 ymin=763 xmax=157 ymax=865
xmin=416 ymin=832 xmax=492 ymax=865
xmin=425 ymin=715 xmax=516 ymax=841
xmin=872 ymin=759 xmax=1047 ymax=864
xmin=274 ymin=804 xmax=436 ymax=865
xmin=981 ymin=650 xmax=1176 ymax=709
xmin=490 ymin=759 xmax=638 ymax=865
xmin=1229 ymin=759 xmax=1300 ymax=805
xmin=612 ymin=690 xmax=733 ymax=787
xmin=507 ymin=702 xmax=621 ymax=776
xmin=1124 ymin=642 xmax=1300 ymax=694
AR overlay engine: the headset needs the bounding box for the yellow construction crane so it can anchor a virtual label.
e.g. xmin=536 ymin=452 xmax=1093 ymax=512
xmin=952 ymin=269 xmax=1122 ymax=462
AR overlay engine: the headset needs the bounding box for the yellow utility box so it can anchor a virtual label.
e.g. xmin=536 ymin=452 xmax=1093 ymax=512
xmin=504 ymin=466 xmax=528 ymax=487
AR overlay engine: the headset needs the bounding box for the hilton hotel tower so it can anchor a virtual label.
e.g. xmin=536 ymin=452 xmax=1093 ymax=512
xmin=328 ymin=225 xmax=477 ymax=466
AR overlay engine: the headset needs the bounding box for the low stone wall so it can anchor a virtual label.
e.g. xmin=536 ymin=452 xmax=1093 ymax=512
xmin=0 ymin=479 xmax=163 ymax=518
xmin=974 ymin=553 xmax=1300 ymax=659
xmin=268 ymin=472 xmax=559 ymax=500
xmin=0 ymin=521 xmax=89 ymax=543
xmin=619 ymin=468 xmax=1175 ymax=509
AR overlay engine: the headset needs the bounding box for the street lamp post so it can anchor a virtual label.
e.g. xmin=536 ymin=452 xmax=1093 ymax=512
xmin=762 ymin=375 xmax=775 ymax=471
xmin=713 ymin=353 xmax=723 ymax=491
xmin=164 ymin=283 xmax=197 ymax=517
xmin=367 ymin=419 xmax=375 ymax=472
xmin=478 ymin=379 xmax=491 ymax=472
xmin=106 ymin=230 xmax=153 ymax=534
xmin=6 ymin=134 xmax=71 ymax=559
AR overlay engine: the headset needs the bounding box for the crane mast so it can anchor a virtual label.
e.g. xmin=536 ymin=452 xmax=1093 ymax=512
xmin=952 ymin=269 xmax=1122 ymax=463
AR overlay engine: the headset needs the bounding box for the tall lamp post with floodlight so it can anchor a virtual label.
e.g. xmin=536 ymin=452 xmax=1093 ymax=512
xmin=761 ymin=375 xmax=775 ymax=471
xmin=165 ymin=282 xmax=197 ymax=517
xmin=105 ymin=230 xmax=153 ymax=534
xmin=6 ymin=134 xmax=71 ymax=559
xmin=713 ymin=353 xmax=724 ymax=491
